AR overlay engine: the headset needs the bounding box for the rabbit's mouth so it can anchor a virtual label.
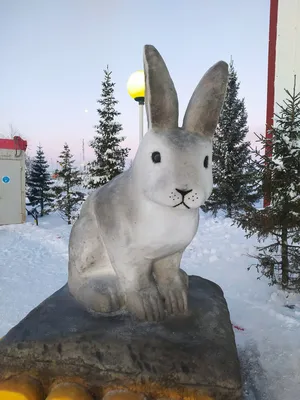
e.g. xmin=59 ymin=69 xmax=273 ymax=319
xmin=173 ymin=201 xmax=190 ymax=209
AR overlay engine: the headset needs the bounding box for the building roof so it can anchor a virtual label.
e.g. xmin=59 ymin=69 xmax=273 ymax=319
xmin=0 ymin=136 xmax=27 ymax=151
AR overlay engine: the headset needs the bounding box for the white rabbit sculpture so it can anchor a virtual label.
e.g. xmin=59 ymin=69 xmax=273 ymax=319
xmin=68 ymin=45 xmax=228 ymax=321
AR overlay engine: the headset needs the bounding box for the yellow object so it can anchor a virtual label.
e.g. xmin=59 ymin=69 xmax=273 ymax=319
xmin=127 ymin=70 xmax=145 ymax=100
xmin=46 ymin=383 xmax=93 ymax=400
xmin=0 ymin=376 xmax=44 ymax=400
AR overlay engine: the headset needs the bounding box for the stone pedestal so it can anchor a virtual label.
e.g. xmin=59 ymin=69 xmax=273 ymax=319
xmin=0 ymin=276 xmax=242 ymax=400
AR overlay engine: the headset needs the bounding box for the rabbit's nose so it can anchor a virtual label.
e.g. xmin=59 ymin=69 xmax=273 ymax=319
xmin=175 ymin=188 xmax=193 ymax=197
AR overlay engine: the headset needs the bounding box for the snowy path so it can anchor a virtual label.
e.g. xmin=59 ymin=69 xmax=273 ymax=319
xmin=0 ymin=212 xmax=299 ymax=399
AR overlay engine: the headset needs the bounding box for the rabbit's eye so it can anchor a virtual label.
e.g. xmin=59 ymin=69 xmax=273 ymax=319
xmin=151 ymin=151 xmax=161 ymax=164
xmin=204 ymin=156 xmax=209 ymax=168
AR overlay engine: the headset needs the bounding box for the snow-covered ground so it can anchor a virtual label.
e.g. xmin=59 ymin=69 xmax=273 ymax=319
xmin=0 ymin=211 xmax=299 ymax=399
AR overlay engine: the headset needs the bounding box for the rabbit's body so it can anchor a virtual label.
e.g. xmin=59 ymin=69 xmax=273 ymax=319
xmin=68 ymin=45 xmax=228 ymax=321
xmin=69 ymin=133 xmax=200 ymax=320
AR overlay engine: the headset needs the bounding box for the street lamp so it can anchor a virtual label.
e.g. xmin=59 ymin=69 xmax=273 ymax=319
xmin=127 ymin=70 xmax=145 ymax=143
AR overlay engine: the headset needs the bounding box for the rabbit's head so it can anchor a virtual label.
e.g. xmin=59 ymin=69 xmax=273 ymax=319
xmin=132 ymin=45 xmax=228 ymax=210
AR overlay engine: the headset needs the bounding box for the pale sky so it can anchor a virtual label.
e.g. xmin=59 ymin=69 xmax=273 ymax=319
xmin=0 ymin=0 xmax=270 ymax=169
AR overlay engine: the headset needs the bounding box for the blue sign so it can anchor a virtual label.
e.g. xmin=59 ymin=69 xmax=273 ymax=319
xmin=2 ymin=176 xmax=10 ymax=184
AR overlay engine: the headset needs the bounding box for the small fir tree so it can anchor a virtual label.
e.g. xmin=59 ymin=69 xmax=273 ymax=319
xmin=53 ymin=143 xmax=85 ymax=224
xmin=86 ymin=66 xmax=130 ymax=189
xmin=236 ymin=78 xmax=300 ymax=291
xmin=202 ymin=60 xmax=261 ymax=218
xmin=27 ymin=145 xmax=54 ymax=216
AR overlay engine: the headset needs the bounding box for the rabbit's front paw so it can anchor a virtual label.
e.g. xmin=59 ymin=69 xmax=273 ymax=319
xmin=158 ymin=280 xmax=188 ymax=316
xmin=126 ymin=285 xmax=165 ymax=321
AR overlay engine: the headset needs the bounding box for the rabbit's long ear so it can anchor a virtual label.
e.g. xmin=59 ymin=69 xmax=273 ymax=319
xmin=144 ymin=45 xmax=178 ymax=130
xmin=182 ymin=61 xmax=228 ymax=137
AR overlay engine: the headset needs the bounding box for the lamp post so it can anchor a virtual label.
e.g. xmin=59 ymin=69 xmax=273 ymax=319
xmin=127 ymin=70 xmax=145 ymax=143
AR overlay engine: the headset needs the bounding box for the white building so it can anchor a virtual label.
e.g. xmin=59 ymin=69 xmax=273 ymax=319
xmin=267 ymin=0 xmax=300 ymax=123
xmin=0 ymin=136 xmax=27 ymax=225
xmin=264 ymin=0 xmax=300 ymax=206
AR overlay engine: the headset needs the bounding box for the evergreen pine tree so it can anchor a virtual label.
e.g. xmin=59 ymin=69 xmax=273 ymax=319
xmin=27 ymin=145 xmax=54 ymax=216
xmin=86 ymin=66 xmax=130 ymax=189
xmin=53 ymin=143 xmax=85 ymax=224
xmin=202 ymin=60 xmax=261 ymax=217
xmin=236 ymin=78 xmax=300 ymax=291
